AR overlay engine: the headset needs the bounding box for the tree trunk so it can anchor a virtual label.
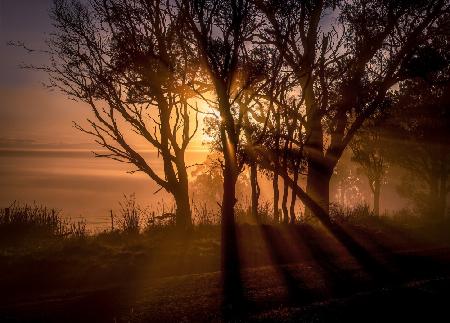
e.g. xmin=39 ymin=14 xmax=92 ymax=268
xmin=305 ymin=159 xmax=332 ymax=217
xmin=250 ymin=162 xmax=260 ymax=223
xmin=222 ymin=163 xmax=237 ymax=240
xmin=280 ymin=167 xmax=330 ymax=223
xmin=221 ymin=157 xmax=241 ymax=309
xmin=218 ymin=109 xmax=241 ymax=306
xmin=373 ymin=180 xmax=380 ymax=216
xmin=174 ymin=187 xmax=192 ymax=228
xmin=282 ymin=178 xmax=289 ymax=223
xmin=289 ymin=165 xmax=300 ymax=224
xmin=173 ymin=156 xmax=192 ymax=228
xmin=273 ymin=171 xmax=280 ymax=223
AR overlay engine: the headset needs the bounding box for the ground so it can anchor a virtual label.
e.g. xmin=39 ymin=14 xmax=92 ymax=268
xmin=1 ymin=219 xmax=450 ymax=322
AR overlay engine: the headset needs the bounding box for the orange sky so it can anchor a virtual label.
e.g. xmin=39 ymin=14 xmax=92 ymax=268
xmin=0 ymin=0 xmax=84 ymax=149
xmin=0 ymin=0 xmax=210 ymax=152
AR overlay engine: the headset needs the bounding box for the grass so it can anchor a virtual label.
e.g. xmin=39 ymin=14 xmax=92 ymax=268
xmin=1 ymin=201 xmax=450 ymax=322
xmin=0 ymin=202 xmax=86 ymax=245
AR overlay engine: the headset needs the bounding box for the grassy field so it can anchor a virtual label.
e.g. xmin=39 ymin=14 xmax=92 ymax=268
xmin=1 ymin=205 xmax=450 ymax=322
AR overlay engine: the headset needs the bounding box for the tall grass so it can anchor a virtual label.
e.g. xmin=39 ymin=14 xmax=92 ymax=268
xmin=0 ymin=202 xmax=86 ymax=240
xmin=192 ymin=201 xmax=220 ymax=225
xmin=330 ymin=202 xmax=374 ymax=222
xmin=117 ymin=194 xmax=142 ymax=234
xmin=114 ymin=194 xmax=177 ymax=233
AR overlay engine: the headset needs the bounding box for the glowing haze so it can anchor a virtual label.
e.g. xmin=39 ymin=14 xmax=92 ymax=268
xmin=0 ymin=0 xmax=211 ymax=228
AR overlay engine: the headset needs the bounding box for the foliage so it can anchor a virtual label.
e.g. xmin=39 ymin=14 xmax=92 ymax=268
xmin=350 ymin=118 xmax=389 ymax=191
xmin=384 ymin=78 xmax=450 ymax=218
xmin=19 ymin=0 xmax=450 ymax=224
xmin=189 ymin=153 xmax=250 ymax=213
xmin=332 ymin=154 xmax=366 ymax=207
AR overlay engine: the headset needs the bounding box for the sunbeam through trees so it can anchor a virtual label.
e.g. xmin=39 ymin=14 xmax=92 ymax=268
xmin=1 ymin=0 xmax=450 ymax=321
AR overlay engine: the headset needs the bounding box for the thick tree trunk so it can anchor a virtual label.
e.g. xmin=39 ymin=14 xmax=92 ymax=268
xmin=222 ymin=163 xmax=237 ymax=238
xmin=250 ymin=162 xmax=260 ymax=223
xmin=289 ymin=165 xmax=300 ymax=224
xmin=282 ymin=178 xmax=289 ymax=223
xmin=305 ymin=159 xmax=332 ymax=217
xmin=373 ymin=180 xmax=380 ymax=216
xmin=218 ymin=115 xmax=241 ymax=308
xmin=173 ymin=156 xmax=192 ymax=228
xmin=174 ymin=187 xmax=192 ymax=227
xmin=273 ymin=171 xmax=280 ymax=223
xmin=279 ymin=167 xmax=330 ymax=223
xmin=221 ymin=158 xmax=240 ymax=309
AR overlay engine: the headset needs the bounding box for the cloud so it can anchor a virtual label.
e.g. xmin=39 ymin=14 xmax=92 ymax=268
xmin=0 ymin=137 xmax=96 ymax=150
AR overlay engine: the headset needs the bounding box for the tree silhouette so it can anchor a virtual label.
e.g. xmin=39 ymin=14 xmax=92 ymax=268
xmin=178 ymin=0 xmax=267 ymax=311
xmin=190 ymin=152 xmax=250 ymax=218
xmin=179 ymin=0 xmax=267 ymax=220
xmin=255 ymin=0 xmax=450 ymax=219
xmin=386 ymin=78 xmax=450 ymax=218
xmin=350 ymin=115 xmax=390 ymax=216
xmin=40 ymin=0 xmax=204 ymax=227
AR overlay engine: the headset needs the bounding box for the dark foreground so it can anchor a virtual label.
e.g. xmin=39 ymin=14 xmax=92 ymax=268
xmin=1 ymin=220 xmax=450 ymax=322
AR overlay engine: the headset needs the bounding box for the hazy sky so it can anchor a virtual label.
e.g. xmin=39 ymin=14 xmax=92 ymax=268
xmin=0 ymin=1 xmax=209 ymax=222
xmin=0 ymin=1 xmax=408 ymax=222
xmin=0 ymin=0 xmax=94 ymax=148
xmin=0 ymin=0 xmax=208 ymax=151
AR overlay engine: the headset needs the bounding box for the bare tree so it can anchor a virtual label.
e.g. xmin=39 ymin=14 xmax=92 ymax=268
xmin=239 ymin=48 xmax=284 ymax=223
xmin=350 ymin=118 xmax=389 ymax=216
xmin=179 ymin=0 xmax=265 ymax=220
xmin=255 ymin=0 xmax=450 ymax=220
xmin=242 ymin=96 xmax=262 ymax=223
xmin=39 ymin=0 xmax=201 ymax=227
xmin=254 ymin=55 xmax=305 ymax=224
xmin=177 ymin=0 xmax=264 ymax=308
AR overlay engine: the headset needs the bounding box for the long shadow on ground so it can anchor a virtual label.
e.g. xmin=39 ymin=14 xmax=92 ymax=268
xmin=1 ymin=224 xmax=450 ymax=322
